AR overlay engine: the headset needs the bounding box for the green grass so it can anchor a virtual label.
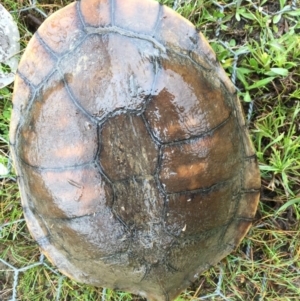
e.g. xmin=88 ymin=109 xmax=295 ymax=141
xmin=1 ymin=0 xmax=300 ymax=300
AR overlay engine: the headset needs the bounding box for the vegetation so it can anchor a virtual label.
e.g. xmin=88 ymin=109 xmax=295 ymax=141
xmin=1 ymin=0 xmax=299 ymax=300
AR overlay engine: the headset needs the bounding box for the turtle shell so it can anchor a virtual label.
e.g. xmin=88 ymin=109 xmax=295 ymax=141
xmin=10 ymin=0 xmax=261 ymax=300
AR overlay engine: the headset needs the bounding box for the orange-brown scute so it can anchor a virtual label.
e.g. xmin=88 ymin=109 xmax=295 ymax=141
xmin=159 ymin=116 xmax=240 ymax=193
xmin=18 ymin=78 xmax=97 ymax=168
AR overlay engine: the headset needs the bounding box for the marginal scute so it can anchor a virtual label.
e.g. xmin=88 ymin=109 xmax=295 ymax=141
xmin=222 ymin=219 xmax=253 ymax=248
xmin=236 ymin=192 xmax=260 ymax=218
xmin=18 ymin=76 xmax=97 ymax=168
xmin=114 ymin=0 xmax=160 ymax=34
xmin=232 ymin=97 xmax=258 ymax=157
xmin=80 ymin=0 xmax=111 ymax=27
xmin=241 ymin=128 xmax=257 ymax=157
xmin=22 ymin=205 xmax=50 ymax=242
xmin=38 ymin=236 xmax=88 ymax=282
xmin=244 ymin=157 xmax=261 ymax=189
xmin=9 ymin=74 xmax=32 ymax=144
xmin=189 ymin=31 xmax=217 ymax=69
xmin=155 ymin=5 xmax=198 ymax=55
xmin=38 ymin=2 xmax=85 ymax=54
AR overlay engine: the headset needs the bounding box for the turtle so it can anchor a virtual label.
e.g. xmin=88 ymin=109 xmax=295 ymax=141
xmin=9 ymin=0 xmax=261 ymax=300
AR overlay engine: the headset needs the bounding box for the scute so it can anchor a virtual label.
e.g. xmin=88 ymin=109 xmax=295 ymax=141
xmin=10 ymin=0 xmax=260 ymax=300
xmin=159 ymin=116 xmax=241 ymax=193
xmin=80 ymin=0 xmax=111 ymax=27
xmin=20 ymin=164 xmax=113 ymax=219
xmin=18 ymin=76 xmax=98 ymax=168
xmin=9 ymin=74 xmax=32 ymax=144
xmin=114 ymin=0 xmax=160 ymax=33
xmin=43 ymin=211 xmax=127 ymax=261
xmin=100 ymin=114 xmax=158 ymax=180
xmin=144 ymin=53 xmax=231 ymax=143
xmin=155 ymin=4 xmax=199 ymax=54
xmin=60 ymin=34 xmax=158 ymax=120
xmin=166 ymin=180 xmax=239 ymax=236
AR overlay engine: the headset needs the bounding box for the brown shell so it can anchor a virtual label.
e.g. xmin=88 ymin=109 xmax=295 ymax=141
xmin=10 ymin=0 xmax=261 ymax=300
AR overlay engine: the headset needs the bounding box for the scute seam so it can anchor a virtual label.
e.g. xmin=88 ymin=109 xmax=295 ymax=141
xmin=86 ymin=26 xmax=166 ymax=53
xmin=59 ymin=67 xmax=99 ymax=124
xmin=166 ymin=178 xmax=233 ymax=196
xmin=18 ymin=157 xmax=93 ymax=171
xmin=35 ymin=31 xmax=59 ymax=60
xmin=111 ymin=0 xmax=115 ymax=26
xmin=76 ymin=0 xmax=86 ymax=29
xmin=152 ymin=3 xmax=164 ymax=37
